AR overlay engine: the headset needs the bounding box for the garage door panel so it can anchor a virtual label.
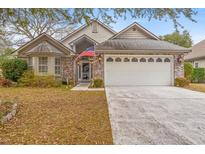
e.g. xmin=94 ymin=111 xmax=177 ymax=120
xmin=105 ymin=55 xmax=173 ymax=86
xmin=106 ymin=72 xmax=171 ymax=85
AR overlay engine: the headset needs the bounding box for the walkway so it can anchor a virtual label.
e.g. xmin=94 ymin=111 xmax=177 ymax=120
xmin=71 ymin=83 xmax=104 ymax=91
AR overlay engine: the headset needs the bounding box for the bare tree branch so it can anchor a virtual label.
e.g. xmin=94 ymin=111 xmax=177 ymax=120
xmin=0 ymin=8 xmax=197 ymax=48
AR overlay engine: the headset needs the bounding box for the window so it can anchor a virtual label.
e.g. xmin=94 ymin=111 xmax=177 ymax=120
xmin=156 ymin=58 xmax=162 ymax=62
xmin=164 ymin=58 xmax=171 ymax=62
xmin=28 ymin=57 xmax=33 ymax=70
xmin=131 ymin=57 xmax=138 ymax=62
xmin=92 ymin=22 xmax=98 ymax=33
xmin=148 ymin=58 xmax=154 ymax=62
xmin=115 ymin=57 xmax=121 ymax=62
xmin=124 ymin=58 xmax=130 ymax=62
xmin=106 ymin=57 xmax=113 ymax=62
xmin=140 ymin=58 xmax=146 ymax=62
xmin=55 ymin=57 xmax=61 ymax=75
xmin=195 ymin=62 xmax=199 ymax=68
xmin=39 ymin=57 xmax=48 ymax=73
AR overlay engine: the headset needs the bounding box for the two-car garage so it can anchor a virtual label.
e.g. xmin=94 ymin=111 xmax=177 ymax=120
xmin=104 ymin=55 xmax=174 ymax=86
xmin=95 ymin=23 xmax=190 ymax=86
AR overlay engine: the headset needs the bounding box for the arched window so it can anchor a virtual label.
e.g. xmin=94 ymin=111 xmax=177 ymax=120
xmin=115 ymin=57 xmax=122 ymax=62
xmin=106 ymin=57 xmax=113 ymax=62
xmin=131 ymin=57 xmax=138 ymax=62
xmin=156 ymin=58 xmax=162 ymax=62
xmin=124 ymin=58 xmax=130 ymax=62
xmin=140 ymin=58 xmax=146 ymax=62
xmin=164 ymin=58 xmax=171 ymax=62
xmin=148 ymin=58 xmax=154 ymax=62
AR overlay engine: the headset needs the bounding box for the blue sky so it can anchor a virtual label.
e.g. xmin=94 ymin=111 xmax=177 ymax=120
xmin=107 ymin=8 xmax=205 ymax=44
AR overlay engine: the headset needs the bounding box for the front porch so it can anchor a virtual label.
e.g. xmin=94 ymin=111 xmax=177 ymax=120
xmin=76 ymin=58 xmax=93 ymax=83
xmin=69 ymin=34 xmax=103 ymax=84
xmin=75 ymin=52 xmax=103 ymax=84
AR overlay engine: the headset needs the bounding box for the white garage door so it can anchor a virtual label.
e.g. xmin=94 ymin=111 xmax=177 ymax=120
xmin=104 ymin=55 xmax=173 ymax=86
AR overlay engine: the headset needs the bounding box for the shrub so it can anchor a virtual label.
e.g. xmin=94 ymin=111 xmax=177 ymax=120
xmin=175 ymin=77 xmax=190 ymax=87
xmin=0 ymin=77 xmax=12 ymax=87
xmin=1 ymin=58 xmax=27 ymax=82
xmin=18 ymin=70 xmax=62 ymax=88
xmin=68 ymin=79 xmax=75 ymax=87
xmin=184 ymin=62 xmax=193 ymax=81
xmin=90 ymin=79 xmax=104 ymax=88
xmin=17 ymin=70 xmax=34 ymax=87
xmin=192 ymin=68 xmax=205 ymax=83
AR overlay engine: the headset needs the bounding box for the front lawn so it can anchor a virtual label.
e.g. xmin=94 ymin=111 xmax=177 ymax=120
xmin=185 ymin=83 xmax=205 ymax=93
xmin=0 ymin=88 xmax=113 ymax=144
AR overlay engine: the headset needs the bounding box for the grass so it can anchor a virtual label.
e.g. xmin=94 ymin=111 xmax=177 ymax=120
xmin=0 ymin=87 xmax=113 ymax=144
xmin=185 ymin=83 xmax=205 ymax=93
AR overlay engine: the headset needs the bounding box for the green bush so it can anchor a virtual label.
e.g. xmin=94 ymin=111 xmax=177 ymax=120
xmin=0 ymin=58 xmax=7 ymax=68
xmin=18 ymin=70 xmax=62 ymax=88
xmin=184 ymin=62 xmax=193 ymax=81
xmin=1 ymin=58 xmax=27 ymax=82
xmin=0 ymin=77 xmax=12 ymax=87
xmin=0 ymin=48 xmax=14 ymax=68
xmin=90 ymin=79 xmax=104 ymax=88
xmin=175 ymin=77 xmax=190 ymax=87
xmin=192 ymin=68 xmax=205 ymax=83
xmin=68 ymin=79 xmax=75 ymax=87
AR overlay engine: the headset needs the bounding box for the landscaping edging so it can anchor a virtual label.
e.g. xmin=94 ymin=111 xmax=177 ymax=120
xmin=0 ymin=101 xmax=17 ymax=124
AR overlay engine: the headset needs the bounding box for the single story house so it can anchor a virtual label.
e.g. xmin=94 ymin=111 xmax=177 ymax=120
xmin=16 ymin=20 xmax=191 ymax=86
xmin=185 ymin=39 xmax=205 ymax=68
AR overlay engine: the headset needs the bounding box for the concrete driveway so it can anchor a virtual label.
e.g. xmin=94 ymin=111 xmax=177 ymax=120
xmin=105 ymin=86 xmax=205 ymax=144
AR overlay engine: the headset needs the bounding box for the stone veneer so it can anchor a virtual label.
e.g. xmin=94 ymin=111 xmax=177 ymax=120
xmin=174 ymin=54 xmax=184 ymax=78
xmin=92 ymin=54 xmax=104 ymax=80
xmin=61 ymin=54 xmax=185 ymax=84
xmin=61 ymin=56 xmax=76 ymax=82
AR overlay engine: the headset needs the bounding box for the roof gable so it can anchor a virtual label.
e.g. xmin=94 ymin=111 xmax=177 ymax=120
xmin=61 ymin=19 xmax=116 ymax=42
xmin=16 ymin=33 xmax=74 ymax=57
xmin=110 ymin=22 xmax=159 ymax=40
xmin=69 ymin=34 xmax=99 ymax=45
xmin=26 ymin=41 xmax=65 ymax=56
xmin=185 ymin=39 xmax=205 ymax=60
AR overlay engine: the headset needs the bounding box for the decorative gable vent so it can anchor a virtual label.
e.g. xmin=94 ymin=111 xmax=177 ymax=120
xmin=92 ymin=22 xmax=98 ymax=33
xmin=132 ymin=27 xmax=137 ymax=31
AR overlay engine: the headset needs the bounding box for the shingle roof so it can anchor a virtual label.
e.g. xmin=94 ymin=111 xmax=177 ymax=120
xmin=25 ymin=41 xmax=65 ymax=56
xmin=185 ymin=39 xmax=205 ymax=61
xmin=95 ymin=39 xmax=191 ymax=53
xmin=16 ymin=33 xmax=74 ymax=57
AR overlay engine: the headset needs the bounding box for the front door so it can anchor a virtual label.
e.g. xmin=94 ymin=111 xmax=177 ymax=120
xmin=78 ymin=62 xmax=90 ymax=81
xmin=82 ymin=63 xmax=90 ymax=81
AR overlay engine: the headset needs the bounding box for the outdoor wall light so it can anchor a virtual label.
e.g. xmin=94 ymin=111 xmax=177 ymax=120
xmin=177 ymin=55 xmax=184 ymax=63
xmin=77 ymin=61 xmax=81 ymax=65
xmin=98 ymin=55 xmax=102 ymax=61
